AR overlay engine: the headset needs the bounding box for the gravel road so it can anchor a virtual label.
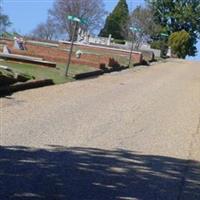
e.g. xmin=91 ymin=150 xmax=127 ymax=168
xmin=1 ymin=59 xmax=200 ymax=200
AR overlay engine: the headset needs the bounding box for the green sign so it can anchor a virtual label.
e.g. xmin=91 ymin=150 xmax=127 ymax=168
xmin=161 ymin=33 xmax=169 ymax=37
xmin=130 ymin=27 xmax=141 ymax=33
xmin=80 ymin=18 xmax=88 ymax=25
xmin=68 ymin=15 xmax=88 ymax=25
xmin=68 ymin=15 xmax=81 ymax=22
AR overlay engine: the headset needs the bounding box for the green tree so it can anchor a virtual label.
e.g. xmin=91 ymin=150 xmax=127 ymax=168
xmin=146 ymin=0 xmax=200 ymax=57
xmin=99 ymin=0 xmax=129 ymax=40
xmin=169 ymin=30 xmax=190 ymax=59
xmin=0 ymin=1 xmax=11 ymax=33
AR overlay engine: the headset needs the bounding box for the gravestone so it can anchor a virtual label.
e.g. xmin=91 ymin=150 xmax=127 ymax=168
xmin=167 ymin=47 xmax=172 ymax=57
xmin=14 ymin=39 xmax=20 ymax=49
xmin=107 ymin=34 xmax=112 ymax=46
xmin=75 ymin=50 xmax=83 ymax=58
xmin=3 ymin=45 xmax=11 ymax=54
xmin=77 ymin=28 xmax=84 ymax=42
xmin=84 ymin=31 xmax=90 ymax=44
xmin=13 ymin=37 xmax=25 ymax=50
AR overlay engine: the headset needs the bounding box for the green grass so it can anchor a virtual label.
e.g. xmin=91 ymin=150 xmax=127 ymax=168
xmin=0 ymin=60 xmax=96 ymax=84
xmin=0 ymin=68 xmax=15 ymax=78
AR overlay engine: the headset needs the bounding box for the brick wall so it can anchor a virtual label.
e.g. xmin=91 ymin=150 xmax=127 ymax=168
xmin=0 ymin=38 xmax=143 ymax=68
xmin=59 ymin=42 xmax=143 ymax=64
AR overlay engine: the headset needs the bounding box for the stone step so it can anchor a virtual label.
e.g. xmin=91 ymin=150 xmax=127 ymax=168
xmin=0 ymin=53 xmax=56 ymax=68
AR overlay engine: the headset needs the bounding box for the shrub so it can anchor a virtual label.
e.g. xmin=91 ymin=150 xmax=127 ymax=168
xmin=150 ymin=40 xmax=168 ymax=57
xmin=168 ymin=30 xmax=190 ymax=59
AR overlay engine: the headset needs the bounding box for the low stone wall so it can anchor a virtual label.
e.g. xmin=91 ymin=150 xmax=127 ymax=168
xmin=74 ymin=70 xmax=104 ymax=80
xmin=74 ymin=65 xmax=129 ymax=80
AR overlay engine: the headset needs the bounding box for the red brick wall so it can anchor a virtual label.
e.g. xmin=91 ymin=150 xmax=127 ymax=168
xmin=0 ymin=38 xmax=143 ymax=68
xmin=59 ymin=42 xmax=143 ymax=64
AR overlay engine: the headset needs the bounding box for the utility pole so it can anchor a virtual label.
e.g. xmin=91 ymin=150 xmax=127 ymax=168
xmin=65 ymin=21 xmax=78 ymax=76
xmin=128 ymin=31 xmax=134 ymax=68
xmin=128 ymin=27 xmax=141 ymax=68
xmin=65 ymin=15 xmax=88 ymax=76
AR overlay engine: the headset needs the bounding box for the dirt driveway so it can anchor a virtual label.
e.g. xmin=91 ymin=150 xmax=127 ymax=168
xmin=1 ymin=59 xmax=200 ymax=199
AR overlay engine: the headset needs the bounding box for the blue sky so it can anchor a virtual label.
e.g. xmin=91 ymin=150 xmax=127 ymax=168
xmin=1 ymin=0 xmax=200 ymax=60
xmin=2 ymin=0 xmax=142 ymax=34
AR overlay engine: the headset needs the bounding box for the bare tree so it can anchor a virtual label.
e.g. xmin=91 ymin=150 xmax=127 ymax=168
xmin=48 ymin=0 xmax=106 ymax=41
xmin=30 ymin=18 xmax=58 ymax=40
xmin=129 ymin=5 xmax=162 ymax=49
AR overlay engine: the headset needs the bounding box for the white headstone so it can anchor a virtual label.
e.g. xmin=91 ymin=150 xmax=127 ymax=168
xmin=3 ymin=45 xmax=10 ymax=54
xmin=107 ymin=34 xmax=112 ymax=46
xmin=13 ymin=37 xmax=25 ymax=50
xmin=167 ymin=47 xmax=172 ymax=57
xmin=75 ymin=50 xmax=83 ymax=58
xmin=77 ymin=27 xmax=82 ymax=42
xmin=14 ymin=39 xmax=20 ymax=49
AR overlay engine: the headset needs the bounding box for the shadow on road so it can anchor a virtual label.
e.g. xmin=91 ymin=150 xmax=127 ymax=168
xmin=0 ymin=146 xmax=199 ymax=200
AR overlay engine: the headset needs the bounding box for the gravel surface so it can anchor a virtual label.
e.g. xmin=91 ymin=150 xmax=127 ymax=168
xmin=0 ymin=59 xmax=200 ymax=199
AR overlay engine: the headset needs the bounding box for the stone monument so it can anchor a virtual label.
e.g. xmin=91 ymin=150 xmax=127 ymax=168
xmin=167 ymin=47 xmax=172 ymax=57
xmin=13 ymin=37 xmax=25 ymax=50
xmin=3 ymin=45 xmax=10 ymax=54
